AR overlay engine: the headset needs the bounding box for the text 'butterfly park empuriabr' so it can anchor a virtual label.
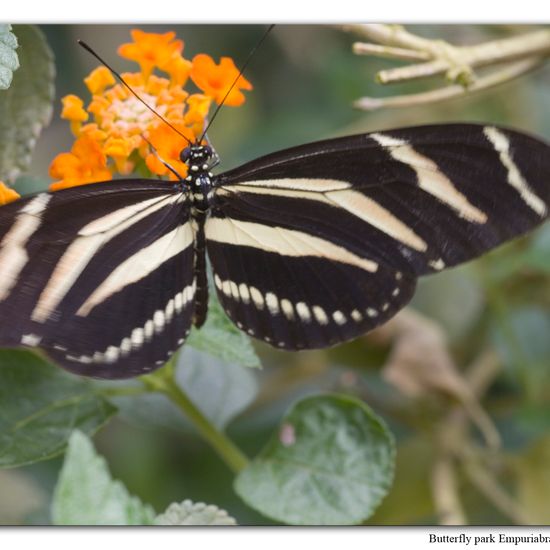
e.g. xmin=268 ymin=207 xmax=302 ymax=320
xmin=0 ymin=26 xmax=548 ymax=379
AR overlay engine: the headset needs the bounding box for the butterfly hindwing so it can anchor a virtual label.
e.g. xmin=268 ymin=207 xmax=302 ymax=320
xmin=207 ymin=123 xmax=549 ymax=349
xmin=205 ymin=175 xmax=418 ymax=349
xmin=206 ymin=232 xmax=416 ymax=350
xmin=0 ymin=180 xmax=195 ymax=378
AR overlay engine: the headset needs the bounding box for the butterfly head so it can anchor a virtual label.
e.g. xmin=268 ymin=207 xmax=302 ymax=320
xmin=180 ymin=145 xmax=213 ymax=166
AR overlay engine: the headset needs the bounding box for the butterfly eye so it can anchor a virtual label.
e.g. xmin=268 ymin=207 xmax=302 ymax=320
xmin=180 ymin=147 xmax=191 ymax=162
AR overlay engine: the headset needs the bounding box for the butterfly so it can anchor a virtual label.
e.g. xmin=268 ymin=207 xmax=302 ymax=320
xmin=0 ymin=120 xmax=548 ymax=378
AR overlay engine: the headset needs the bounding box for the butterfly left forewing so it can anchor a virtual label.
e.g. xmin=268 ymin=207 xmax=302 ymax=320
xmin=0 ymin=180 xmax=196 ymax=378
xmin=207 ymin=123 xmax=549 ymax=350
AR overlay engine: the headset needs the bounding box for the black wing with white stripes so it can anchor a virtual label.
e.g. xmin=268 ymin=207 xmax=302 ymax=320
xmin=207 ymin=123 xmax=549 ymax=351
xmin=0 ymin=180 xmax=195 ymax=378
xmin=0 ymin=123 xmax=548 ymax=378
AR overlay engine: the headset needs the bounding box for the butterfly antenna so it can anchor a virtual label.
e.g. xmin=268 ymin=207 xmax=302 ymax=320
xmin=199 ymin=24 xmax=274 ymax=143
xmin=140 ymin=133 xmax=185 ymax=180
xmin=77 ymin=40 xmax=193 ymax=146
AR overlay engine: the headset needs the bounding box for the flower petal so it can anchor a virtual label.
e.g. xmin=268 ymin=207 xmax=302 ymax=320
xmin=190 ymin=54 xmax=252 ymax=105
xmin=84 ymin=67 xmax=116 ymax=95
xmin=0 ymin=182 xmax=20 ymax=205
xmin=118 ymin=29 xmax=184 ymax=78
xmin=49 ymin=136 xmax=112 ymax=190
xmin=61 ymin=95 xmax=88 ymax=122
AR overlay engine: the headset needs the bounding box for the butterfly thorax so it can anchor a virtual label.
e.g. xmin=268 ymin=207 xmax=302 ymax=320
xmin=182 ymin=144 xmax=215 ymax=213
xmin=180 ymin=144 xmax=215 ymax=329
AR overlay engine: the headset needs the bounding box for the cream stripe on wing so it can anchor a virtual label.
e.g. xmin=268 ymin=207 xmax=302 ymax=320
xmin=231 ymin=177 xmax=351 ymax=192
xmin=325 ymin=189 xmax=427 ymax=251
xmin=371 ymin=133 xmax=487 ymax=224
xmin=219 ymin=184 xmax=427 ymax=252
xmin=483 ymin=126 xmax=547 ymax=217
xmin=205 ymin=217 xmax=378 ymax=273
xmin=217 ymin=185 xmax=334 ymax=203
xmin=79 ymin=194 xmax=177 ymax=236
xmin=0 ymin=194 xmax=51 ymax=301
xmin=76 ymin=221 xmax=194 ymax=317
xmin=31 ymin=194 xmax=179 ymax=323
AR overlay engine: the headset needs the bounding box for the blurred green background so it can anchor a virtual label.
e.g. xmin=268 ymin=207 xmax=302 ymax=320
xmin=1 ymin=24 xmax=549 ymax=525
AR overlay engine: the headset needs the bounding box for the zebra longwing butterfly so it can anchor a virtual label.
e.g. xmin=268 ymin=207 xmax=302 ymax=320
xmin=0 ymin=122 xmax=548 ymax=378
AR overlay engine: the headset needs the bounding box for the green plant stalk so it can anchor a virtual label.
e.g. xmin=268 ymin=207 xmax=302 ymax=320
xmin=140 ymin=361 xmax=249 ymax=474
xmin=101 ymin=385 xmax=150 ymax=398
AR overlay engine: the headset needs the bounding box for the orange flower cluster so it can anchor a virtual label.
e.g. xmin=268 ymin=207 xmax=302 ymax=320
xmin=0 ymin=182 xmax=20 ymax=205
xmin=50 ymin=29 xmax=252 ymax=190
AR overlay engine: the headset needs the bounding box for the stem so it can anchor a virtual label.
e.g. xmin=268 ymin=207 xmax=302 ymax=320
xmin=341 ymin=24 xmax=436 ymax=52
xmin=343 ymin=24 xmax=550 ymax=111
xmin=460 ymin=29 xmax=550 ymax=71
xmin=463 ymin=459 xmax=530 ymax=525
xmin=100 ymin=385 xmax=150 ymax=398
xmin=141 ymin=364 xmax=249 ymax=474
xmin=431 ymin=451 xmax=467 ymax=525
xmin=377 ymin=59 xmax=450 ymax=84
xmin=352 ymin=42 xmax=430 ymax=62
xmin=354 ymin=57 xmax=543 ymax=111
xmin=465 ymin=348 xmax=502 ymax=397
xmin=344 ymin=24 xmax=550 ymax=84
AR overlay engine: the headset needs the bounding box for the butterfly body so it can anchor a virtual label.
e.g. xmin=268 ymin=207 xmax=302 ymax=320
xmin=0 ymin=124 xmax=548 ymax=378
xmin=178 ymin=144 xmax=218 ymax=329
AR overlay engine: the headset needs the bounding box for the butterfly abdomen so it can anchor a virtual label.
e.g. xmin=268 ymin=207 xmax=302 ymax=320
xmin=191 ymin=211 xmax=209 ymax=328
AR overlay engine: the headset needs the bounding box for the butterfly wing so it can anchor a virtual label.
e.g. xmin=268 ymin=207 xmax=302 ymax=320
xmin=0 ymin=180 xmax=195 ymax=378
xmin=206 ymin=123 xmax=549 ymax=350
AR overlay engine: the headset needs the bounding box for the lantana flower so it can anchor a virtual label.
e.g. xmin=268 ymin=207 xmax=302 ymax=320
xmin=50 ymin=29 xmax=252 ymax=190
xmin=0 ymin=182 xmax=20 ymax=205
xmin=190 ymin=54 xmax=253 ymax=106
xmin=49 ymin=135 xmax=112 ymax=191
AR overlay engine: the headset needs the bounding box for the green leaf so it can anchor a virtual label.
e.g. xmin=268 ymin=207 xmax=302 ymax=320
xmin=234 ymin=394 xmax=395 ymax=525
xmin=100 ymin=347 xmax=258 ymax=432
xmin=0 ymin=25 xmax=54 ymax=183
xmin=155 ymin=500 xmax=237 ymax=525
xmin=0 ymin=350 xmax=115 ymax=468
xmin=52 ymin=431 xmax=155 ymax=525
xmin=188 ymin=290 xmax=261 ymax=369
xmin=0 ymin=25 xmax=19 ymax=90
xmin=175 ymin=348 xmax=258 ymax=428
